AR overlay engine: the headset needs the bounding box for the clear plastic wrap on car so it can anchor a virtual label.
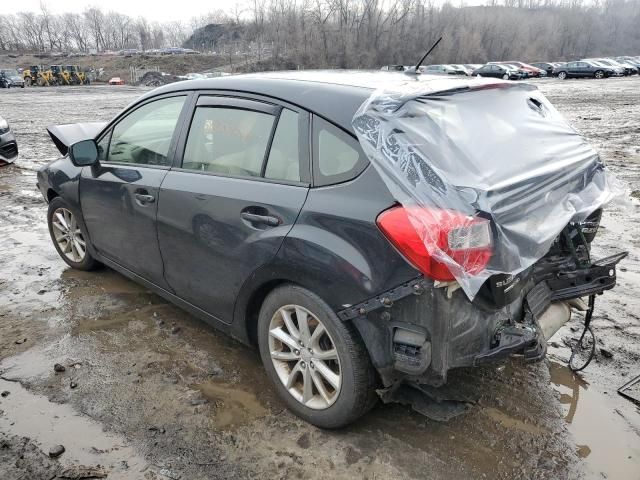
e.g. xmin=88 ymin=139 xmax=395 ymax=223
xmin=352 ymin=78 xmax=619 ymax=300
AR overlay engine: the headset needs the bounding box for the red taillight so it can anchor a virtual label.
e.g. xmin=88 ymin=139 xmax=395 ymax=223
xmin=376 ymin=206 xmax=493 ymax=281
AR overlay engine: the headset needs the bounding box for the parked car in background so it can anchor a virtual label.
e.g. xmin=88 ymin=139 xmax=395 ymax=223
xmin=0 ymin=114 xmax=18 ymax=165
xmin=501 ymin=63 xmax=531 ymax=78
xmin=0 ymin=69 xmax=25 ymax=88
xmin=472 ymin=63 xmax=522 ymax=80
xmin=586 ymin=59 xmax=625 ymax=76
xmin=530 ymin=62 xmax=555 ymax=76
xmin=447 ymin=64 xmax=473 ymax=75
xmin=380 ymin=65 xmax=406 ymax=72
xmin=162 ymin=47 xmax=187 ymax=55
xmin=585 ymin=58 xmax=635 ymax=75
xmin=489 ymin=61 xmax=545 ymax=77
xmin=421 ymin=64 xmax=466 ymax=75
xmin=615 ymin=56 xmax=640 ymax=69
xmin=554 ymin=60 xmax=618 ymax=79
xmin=463 ymin=64 xmax=483 ymax=71
xmin=108 ymin=77 xmax=125 ymax=85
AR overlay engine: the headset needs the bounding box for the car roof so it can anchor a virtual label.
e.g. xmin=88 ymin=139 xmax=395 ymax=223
xmin=141 ymin=70 xmax=505 ymax=134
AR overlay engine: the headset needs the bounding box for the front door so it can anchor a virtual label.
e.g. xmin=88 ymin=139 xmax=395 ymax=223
xmin=157 ymin=95 xmax=310 ymax=323
xmin=81 ymin=94 xmax=188 ymax=288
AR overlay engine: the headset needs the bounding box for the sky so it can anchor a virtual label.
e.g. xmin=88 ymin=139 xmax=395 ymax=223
xmin=0 ymin=0 xmax=487 ymax=24
xmin=0 ymin=0 xmax=243 ymax=23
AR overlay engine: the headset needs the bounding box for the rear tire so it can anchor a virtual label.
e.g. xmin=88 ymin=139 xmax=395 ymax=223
xmin=257 ymin=284 xmax=377 ymax=428
xmin=47 ymin=197 xmax=100 ymax=271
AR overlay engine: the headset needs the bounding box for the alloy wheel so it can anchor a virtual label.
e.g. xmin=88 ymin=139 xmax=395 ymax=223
xmin=51 ymin=208 xmax=86 ymax=263
xmin=268 ymin=304 xmax=342 ymax=410
xmin=558 ymin=71 xmax=567 ymax=79
xmin=595 ymin=71 xmax=604 ymax=79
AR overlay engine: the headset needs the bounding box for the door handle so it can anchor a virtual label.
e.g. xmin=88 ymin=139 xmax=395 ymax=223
xmin=240 ymin=212 xmax=281 ymax=227
xmin=134 ymin=193 xmax=155 ymax=204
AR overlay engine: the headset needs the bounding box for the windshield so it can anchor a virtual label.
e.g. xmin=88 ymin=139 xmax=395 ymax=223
xmin=1 ymin=69 xmax=19 ymax=77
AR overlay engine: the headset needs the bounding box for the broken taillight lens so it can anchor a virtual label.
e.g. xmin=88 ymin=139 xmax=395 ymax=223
xmin=377 ymin=206 xmax=493 ymax=281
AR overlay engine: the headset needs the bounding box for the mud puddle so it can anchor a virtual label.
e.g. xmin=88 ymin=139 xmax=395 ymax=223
xmin=548 ymin=361 xmax=640 ymax=479
xmin=194 ymin=380 xmax=268 ymax=429
xmin=0 ymin=379 xmax=148 ymax=479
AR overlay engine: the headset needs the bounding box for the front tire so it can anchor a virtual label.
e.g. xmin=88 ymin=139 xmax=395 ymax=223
xmin=594 ymin=70 xmax=604 ymax=79
xmin=47 ymin=197 xmax=100 ymax=271
xmin=258 ymin=284 xmax=377 ymax=428
xmin=502 ymin=74 xmax=509 ymax=80
xmin=558 ymin=71 xmax=567 ymax=80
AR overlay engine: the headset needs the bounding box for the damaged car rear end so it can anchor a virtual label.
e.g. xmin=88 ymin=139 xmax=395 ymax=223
xmin=38 ymin=72 xmax=624 ymax=428
xmin=348 ymin=76 xmax=625 ymax=415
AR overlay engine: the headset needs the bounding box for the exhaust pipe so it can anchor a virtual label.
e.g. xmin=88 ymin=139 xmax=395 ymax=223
xmin=538 ymin=301 xmax=572 ymax=341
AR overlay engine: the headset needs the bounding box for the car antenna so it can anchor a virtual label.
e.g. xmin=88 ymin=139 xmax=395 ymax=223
xmin=410 ymin=36 xmax=443 ymax=74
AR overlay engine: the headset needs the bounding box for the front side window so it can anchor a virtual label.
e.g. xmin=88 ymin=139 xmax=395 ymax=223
xmin=182 ymin=107 xmax=275 ymax=177
xmin=96 ymin=129 xmax=111 ymax=162
xmin=107 ymin=96 xmax=186 ymax=166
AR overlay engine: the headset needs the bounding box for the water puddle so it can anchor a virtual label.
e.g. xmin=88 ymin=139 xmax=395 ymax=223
xmin=548 ymin=361 xmax=640 ymax=479
xmin=0 ymin=379 xmax=148 ymax=479
xmin=195 ymin=380 xmax=268 ymax=429
xmin=482 ymin=407 xmax=546 ymax=435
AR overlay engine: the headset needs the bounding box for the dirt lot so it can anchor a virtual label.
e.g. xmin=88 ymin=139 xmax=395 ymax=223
xmin=1 ymin=53 xmax=254 ymax=83
xmin=0 ymin=78 xmax=638 ymax=480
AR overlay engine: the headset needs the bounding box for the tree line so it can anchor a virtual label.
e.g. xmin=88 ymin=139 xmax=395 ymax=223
xmin=1 ymin=1 xmax=639 ymax=67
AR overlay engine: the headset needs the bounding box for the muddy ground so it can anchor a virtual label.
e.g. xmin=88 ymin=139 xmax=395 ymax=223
xmin=0 ymin=78 xmax=638 ymax=480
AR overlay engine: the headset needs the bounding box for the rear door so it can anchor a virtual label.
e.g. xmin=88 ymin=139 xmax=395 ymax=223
xmin=157 ymin=94 xmax=310 ymax=323
xmin=566 ymin=62 xmax=580 ymax=77
xmin=575 ymin=62 xmax=589 ymax=77
xmin=80 ymin=94 xmax=188 ymax=288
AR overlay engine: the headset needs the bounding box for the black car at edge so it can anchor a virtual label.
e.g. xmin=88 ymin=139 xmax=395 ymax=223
xmin=0 ymin=114 xmax=18 ymax=165
xmin=37 ymin=71 xmax=623 ymax=428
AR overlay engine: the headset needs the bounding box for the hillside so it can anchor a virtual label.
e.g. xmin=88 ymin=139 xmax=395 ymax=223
xmin=0 ymin=52 xmax=243 ymax=83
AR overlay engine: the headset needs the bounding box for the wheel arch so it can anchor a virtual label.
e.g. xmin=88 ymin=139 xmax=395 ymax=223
xmin=46 ymin=188 xmax=59 ymax=202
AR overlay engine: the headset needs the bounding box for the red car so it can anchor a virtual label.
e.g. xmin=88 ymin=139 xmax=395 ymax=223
xmin=490 ymin=61 xmax=545 ymax=77
xmin=108 ymin=77 xmax=125 ymax=85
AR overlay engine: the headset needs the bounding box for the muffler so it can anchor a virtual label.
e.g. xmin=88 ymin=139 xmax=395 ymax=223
xmin=537 ymin=301 xmax=572 ymax=341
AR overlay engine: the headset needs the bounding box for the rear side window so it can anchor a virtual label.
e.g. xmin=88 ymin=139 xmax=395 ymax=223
xmin=183 ymin=107 xmax=274 ymax=177
xmin=312 ymin=116 xmax=367 ymax=186
xmin=265 ymin=109 xmax=301 ymax=182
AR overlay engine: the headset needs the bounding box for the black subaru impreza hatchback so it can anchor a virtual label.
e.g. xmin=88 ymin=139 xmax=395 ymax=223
xmin=38 ymin=71 xmax=624 ymax=428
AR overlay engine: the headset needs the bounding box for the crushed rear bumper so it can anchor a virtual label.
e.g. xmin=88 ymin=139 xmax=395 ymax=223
xmin=341 ymin=251 xmax=626 ymax=389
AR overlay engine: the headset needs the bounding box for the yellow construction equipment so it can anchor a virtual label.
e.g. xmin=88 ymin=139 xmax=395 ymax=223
xmin=50 ymin=65 xmax=73 ymax=85
xmin=22 ymin=65 xmax=55 ymax=86
xmin=64 ymin=65 xmax=84 ymax=85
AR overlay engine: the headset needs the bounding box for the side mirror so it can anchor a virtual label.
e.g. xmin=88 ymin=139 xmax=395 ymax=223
xmin=69 ymin=139 xmax=99 ymax=167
